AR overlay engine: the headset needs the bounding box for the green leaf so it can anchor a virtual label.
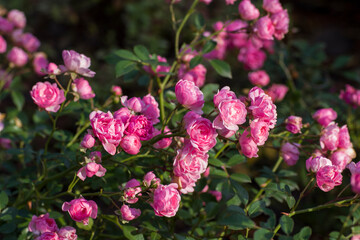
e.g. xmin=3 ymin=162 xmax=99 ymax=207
xmin=294 ymin=226 xmax=312 ymax=240
xmin=227 ymin=154 xmax=246 ymax=166
xmin=230 ymin=179 xmax=249 ymax=205
xmin=203 ymin=40 xmax=217 ymax=54
xmin=194 ymin=13 xmax=205 ymax=30
xmin=189 ymin=56 xmax=203 ymax=69
xmin=208 ymin=157 xmax=224 ymax=167
xmin=48 ymin=211 xmax=62 ymax=219
xmin=217 ymin=213 xmax=255 ymax=230
xmin=123 ymin=225 xmax=144 ymax=240
xmin=201 ymin=83 xmax=219 ymax=102
xmin=0 ymin=191 xmax=9 ymax=210
xmin=76 ymin=218 xmax=93 ymax=231
xmin=209 ymin=59 xmax=232 ymax=79
xmin=248 ymin=200 xmax=264 ymax=217
xmin=280 ymin=215 xmax=294 ymax=235
xmin=253 ymin=228 xmax=273 ymax=240
xmin=133 ymin=45 xmax=150 ymax=61
xmin=114 ymin=49 xmax=139 ymax=61
xmin=0 ymin=221 xmax=16 ymax=234
xmin=115 ymin=60 xmax=136 ymax=78
xmin=11 ymin=91 xmax=25 ymax=111
xmin=230 ymin=173 xmax=251 ymax=183
xmin=286 ymin=195 xmax=295 ymax=209
xmin=331 ymin=55 xmax=351 ymax=69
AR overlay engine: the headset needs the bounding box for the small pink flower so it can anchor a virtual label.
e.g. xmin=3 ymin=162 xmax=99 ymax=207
xmin=114 ymin=107 xmax=132 ymax=123
xmin=47 ymin=63 xmax=61 ymax=75
xmin=239 ymin=130 xmax=259 ymax=158
xmin=38 ymin=232 xmax=59 ymax=240
xmin=187 ymin=117 xmax=217 ymax=152
xmin=80 ymin=132 xmax=95 ymax=149
xmin=120 ymin=134 xmax=141 ymax=155
xmin=203 ymin=167 xmax=210 ymax=177
xmin=121 ymin=96 xmax=145 ymax=113
xmin=351 ymin=173 xmax=360 ymax=194
xmin=123 ymin=179 xmax=142 ymax=204
xmin=238 ymin=43 xmax=266 ymax=70
xmin=151 ymin=183 xmax=181 ymax=217
xmin=209 ymin=190 xmax=222 ymax=202
xmin=250 ymin=119 xmax=269 ymax=146
xmin=347 ymin=161 xmax=360 ymax=174
xmin=248 ymin=70 xmax=270 ymax=86
xmin=340 ymin=84 xmax=360 ymax=108
xmin=153 ymin=127 xmax=172 ymax=149
xmin=28 ymin=213 xmax=59 ymax=235
xmin=312 ymin=108 xmax=337 ymax=127
xmin=77 ymin=162 xmax=106 ymax=181
xmin=183 ymin=111 xmax=202 ymax=129
xmin=338 ymin=125 xmax=351 ymax=149
xmin=316 ymin=165 xmax=343 ymax=192
xmin=33 ymin=52 xmax=49 ymax=76
xmin=175 ymin=80 xmax=204 ymax=114
xmin=226 ymin=20 xmax=249 ymax=49
xmin=72 ymin=78 xmax=95 ymax=100
xmin=141 ymin=94 xmax=160 ymax=125
xmin=262 ymin=0 xmax=283 ymax=13
xmin=111 ymin=85 xmax=122 ymax=96
xmin=213 ymin=86 xmax=237 ymax=108
xmin=30 ymin=81 xmax=66 ymax=112
xmin=271 ymin=9 xmax=289 ymax=40
xmin=285 ymin=116 xmax=302 ymax=134
xmin=175 ymin=174 xmax=197 ymax=194
xmin=120 ymin=205 xmax=141 ymax=221
xmin=281 ymin=142 xmax=300 ymax=166
xmin=203 ymin=27 xmax=227 ymax=60
xmin=253 ymin=16 xmax=275 ymax=40
xmin=7 ymin=9 xmax=26 ymax=28
xmin=266 ymin=84 xmax=288 ymax=102
xmin=143 ymin=171 xmax=161 ymax=188
xmin=125 ymin=115 xmax=154 ymax=141
xmin=58 ymin=226 xmax=77 ymax=240
xmin=214 ymin=99 xmax=247 ymax=131
xmin=143 ymin=55 xmax=170 ymax=77
xmin=0 ymin=17 xmax=14 ymax=33
xmin=61 ymin=50 xmax=95 ymax=77
xmin=320 ymin=122 xmax=339 ymax=151
xmin=0 ymin=35 xmax=6 ymax=53
xmin=330 ymin=150 xmax=352 ymax=172
xmin=306 ymin=156 xmax=332 ymax=173
xmin=238 ymin=0 xmax=260 ymax=21
xmin=21 ymin=33 xmax=40 ymax=52
xmin=178 ymin=64 xmax=207 ymax=87
xmin=7 ymin=47 xmax=28 ymax=67
xmin=62 ymin=197 xmax=98 ymax=225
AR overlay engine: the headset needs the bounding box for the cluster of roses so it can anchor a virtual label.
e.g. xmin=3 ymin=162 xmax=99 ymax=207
xmin=340 ymin=84 xmax=360 ymax=108
xmin=28 ymin=213 xmax=77 ymax=240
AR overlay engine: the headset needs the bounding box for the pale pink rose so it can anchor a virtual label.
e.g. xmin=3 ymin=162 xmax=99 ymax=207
xmin=281 ymin=142 xmax=300 ymax=166
xmin=77 ymin=162 xmax=106 ymax=181
xmin=141 ymin=94 xmax=160 ymax=124
xmin=348 ymin=162 xmax=360 ymax=174
xmin=306 ymin=156 xmax=332 ymax=173
xmin=312 ymin=108 xmax=337 ymax=127
xmin=178 ymin=64 xmax=207 ymax=87
xmin=28 ymin=213 xmax=59 ymax=235
xmin=215 ymin=99 xmax=247 ymax=131
xmin=213 ymin=86 xmax=237 ymax=108
xmin=38 ymin=232 xmax=59 ymax=240
xmin=174 ymin=172 xmax=196 ymax=193
xmin=352 ymin=235 xmax=360 ymax=240
xmin=125 ymin=115 xmax=154 ymax=141
xmin=338 ymin=125 xmax=351 ymax=149
xmin=217 ymin=127 xmax=236 ymax=138
xmin=270 ymin=9 xmax=289 ymax=40
xmin=209 ymin=190 xmax=222 ymax=202
xmin=343 ymin=147 xmax=356 ymax=160
xmin=62 ymin=197 xmax=98 ymax=225
xmin=143 ymin=55 xmax=170 ymax=77
xmin=330 ymin=150 xmax=352 ymax=172
xmin=266 ymin=84 xmax=288 ymax=102
xmin=120 ymin=205 xmax=141 ymax=221
xmin=239 ymin=130 xmax=259 ymax=158
xmin=143 ymin=171 xmax=161 ymax=188
xmin=90 ymin=111 xmax=125 ymax=155
xmin=47 ymin=63 xmax=61 ymax=75
xmin=187 ymin=117 xmax=217 ymax=152
xmin=248 ymin=85 xmax=266 ymax=101
xmin=123 ymin=179 xmax=142 ymax=204
xmin=253 ymin=16 xmax=275 ymax=40
xmin=226 ymin=20 xmax=248 ymax=49
xmin=121 ymin=96 xmax=145 ymax=113
xmin=320 ymin=122 xmax=340 ymax=151
xmin=0 ymin=35 xmax=6 ymax=53
xmin=183 ymin=111 xmax=202 ymax=129
xmin=58 ymin=226 xmax=77 ymax=240
xmin=153 ymin=127 xmax=172 ymax=149
xmin=7 ymin=47 xmax=28 ymax=67
xmin=33 ymin=52 xmax=49 ymax=76
xmin=80 ymin=133 xmax=95 ymax=149
xmin=120 ymin=134 xmax=141 ymax=155
xmin=21 ymin=33 xmax=40 ymax=52
xmin=250 ymin=119 xmax=269 ymax=146
xmin=351 ymin=173 xmax=360 ymax=194
xmin=340 ymin=84 xmax=360 ymax=108
xmin=238 ymin=0 xmax=260 ymax=21
xmin=113 ymin=107 xmax=132 ymax=123
xmin=151 ymin=183 xmax=181 ymax=217
xmin=72 ymin=78 xmax=95 ymax=100
xmin=175 ymin=80 xmax=204 ymax=114
xmin=263 ymin=0 xmax=283 ymax=13
xmin=285 ymin=116 xmax=302 ymax=134
xmin=111 ymin=85 xmax=122 ymax=96
xmin=30 ymin=81 xmax=66 ymax=112
xmin=7 ymin=9 xmax=26 ymax=28
xmin=61 ymin=50 xmax=95 ymax=77
xmin=0 ymin=17 xmax=14 ymax=33
xmin=238 ymin=43 xmax=266 ymax=70
xmin=248 ymin=70 xmax=270 ymax=86
xmin=316 ymin=165 xmax=343 ymax=192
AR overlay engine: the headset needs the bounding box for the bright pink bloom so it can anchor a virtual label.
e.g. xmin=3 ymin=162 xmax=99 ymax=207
xmin=175 ymin=80 xmax=204 ymax=114
xmin=214 ymin=99 xmax=247 ymax=131
xmin=178 ymin=64 xmax=207 ymax=87
xmin=80 ymin=133 xmax=95 ymax=149
xmin=111 ymin=85 xmax=122 ymax=96
xmin=114 ymin=107 xmax=132 ymax=123
xmin=61 ymin=50 xmax=95 ymax=77
xmin=153 ymin=127 xmax=172 ymax=149
xmin=141 ymin=94 xmax=160 ymax=124
xmin=143 ymin=55 xmax=170 ymax=77
xmin=30 ymin=81 xmax=66 ymax=112
xmin=151 ymin=183 xmax=181 ymax=217
xmin=72 ymin=78 xmax=95 ymax=100
xmin=238 ymin=0 xmax=260 ymax=21
xmin=28 ymin=213 xmax=59 ymax=235
xmin=120 ymin=134 xmax=141 ymax=155
xmin=340 ymin=84 xmax=360 ymax=108
xmin=239 ymin=130 xmax=259 ymax=158
xmin=47 ymin=63 xmax=61 ymax=75
xmin=121 ymin=96 xmax=145 ymax=113
xmin=351 ymin=173 xmax=360 ymax=194
xmin=281 ymin=142 xmax=300 ymax=166
xmin=330 ymin=150 xmax=352 ymax=172
xmin=33 ymin=52 xmax=48 ymax=76
xmin=226 ymin=20 xmax=248 ymax=49
xmin=203 ymin=167 xmax=210 ymax=177
xmin=187 ymin=117 xmax=217 ymax=152
xmin=183 ymin=111 xmax=202 ymax=129
xmin=312 ymin=108 xmax=337 ymax=127
xmin=7 ymin=9 xmax=26 ymax=28
xmin=306 ymin=156 xmax=332 ymax=173
xmin=250 ymin=119 xmax=269 ymax=146
xmin=7 ymin=47 xmax=28 ymax=67
xmin=213 ymin=86 xmax=237 ymax=108
xmin=316 ymin=165 xmax=343 ymax=192
xmin=0 ymin=35 xmax=6 ymax=53
xmin=120 ymin=205 xmax=141 ymax=221
xmin=266 ymin=84 xmax=288 ymax=102
xmin=0 ymin=17 xmax=14 ymax=33
xmin=209 ymin=190 xmax=222 ymax=202
xmin=176 ymin=174 xmax=197 ymax=194
xmin=352 ymin=235 xmax=360 ymax=240
xmin=203 ymin=22 xmax=227 ymax=60
xmin=248 ymin=87 xmax=277 ymax=128
xmin=320 ymin=122 xmax=340 ymax=151
xmin=38 ymin=232 xmax=59 ymax=240
xmin=62 ymin=197 xmax=98 ymax=225
xmin=90 ymin=111 xmax=125 ymax=155
xmin=262 ymin=0 xmax=283 ymax=13
xmin=77 ymin=162 xmax=106 ymax=181
xmin=58 ymin=226 xmax=77 ymax=240
xmin=143 ymin=171 xmax=161 ymax=188
xmin=253 ymin=16 xmax=275 ymax=40
xmin=338 ymin=125 xmax=351 ymax=149
xmin=238 ymin=43 xmax=266 ymax=70
xmin=248 ymin=70 xmax=270 ymax=86
xmin=348 ymin=162 xmax=360 ymax=174
xmin=123 ymin=179 xmax=141 ymax=204
xmin=285 ymin=116 xmax=302 ymax=134
xmin=21 ymin=33 xmax=40 ymax=52
xmin=125 ymin=115 xmax=154 ymax=141
xmin=271 ymin=9 xmax=289 ymax=40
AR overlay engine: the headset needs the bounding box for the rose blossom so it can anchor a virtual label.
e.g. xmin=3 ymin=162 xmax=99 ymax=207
xmin=120 ymin=134 xmax=141 ymax=155
xmin=238 ymin=0 xmax=260 ymax=21
xmin=0 ymin=17 xmax=14 ymax=33
xmin=141 ymin=94 xmax=160 ymax=124
xmin=28 ymin=213 xmax=59 ymax=235
xmin=266 ymin=84 xmax=288 ymax=102
xmin=213 ymin=86 xmax=237 ymax=108
xmin=62 ymin=197 xmax=98 ymax=225
xmin=312 ymin=108 xmax=337 ymax=127
xmin=209 ymin=190 xmax=222 ymax=202
xmin=111 ymin=85 xmax=122 ymax=96
xmin=348 ymin=162 xmax=360 ymax=174
xmin=187 ymin=117 xmax=217 ymax=152
xmin=80 ymin=132 xmax=95 ymax=149
xmin=178 ymin=64 xmax=207 ymax=87
xmin=330 ymin=150 xmax=352 ymax=172
xmin=61 ymin=50 xmax=95 ymax=77
xmin=77 ymin=162 xmax=106 ymax=181
xmin=58 ymin=226 xmax=77 ymax=240
xmin=121 ymin=96 xmax=145 ymax=113
xmin=7 ymin=9 xmax=26 ymax=28
xmin=316 ymin=165 xmax=343 ymax=192
xmin=238 ymin=43 xmax=266 ymax=70
xmin=250 ymin=119 xmax=269 ymax=146
xmin=113 ymin=107 xmax=132 ymax=123
xmin=214 ymin=99 xmax=247 ymax=131
xmin=338 ymin=125 xmax=351 ymax=149
xmin=351 ymin=173 xmax=360 ymax=194
xmin=175 ymin=79 xmax=204 ymax=114
xmin=226 ymin=20 xmax=249 ymax=49
xmin=306 ymin=156 xmax=332 ymax=173
xmin=320 ymin=122 xmax=340 ymax=151
xmin=263 ymin=0 xmax=283 ymax=13
xmin=120 ymin=205 xmax=141 ymax=221
xmin=0 ymin=35 xmax=6 ymax=53
xmin=248 ymin=87 xmax=277 ymax=128
xmin=253 ymin=16 xmax=275 ymax=40
xmin=285 ymin=116 xmax=302 ymax=134
xmin=72 ymin=78 xmax=95 ymax=100
xmin=226 ymin=0 xmax=236 ymax=4
xmin=153 ymin=127 xmax=172 ymax=149
xmin=7 ymin=47 xmax=28 ymax=67
xmin=151 ymin=183 xmax=181 ymax=217
xmin=281 ymin=142 xmax=300 ymax=166
xmin=340 ymin=84 xmax=360 ymax=108
xmin=33 ymin=52 xmax=49 ymax=76
xmin=143 ymin=55 xmax=170 ymax=77
xmin=123 ymin=179 xmax=142 ymax=204
xmin=21 ymin=33 xmax=40 ymax=52
xmin=143 ymin=171 xmax=161 ymax=188
xmin=90 ymin=111 xmax=125 ymax=155
xmin=47 ymin=63 xmax=61 ymax=75
xmin=248 ymin=70 xmax=270 ymax=86
xmin=30 ymin=81 xmax=66 ymax=112
xmin=125 ymin=115 xmax=154 ymax=141
xmin=271 ymin=9 xmax=289 ymax=40
xmin=239 ymin=130 xmax=259 ymax=158
xmin=38 ymin=232 xmax=59 ymax=240
xmin=183 ymin=111 xmax=202 ymax=129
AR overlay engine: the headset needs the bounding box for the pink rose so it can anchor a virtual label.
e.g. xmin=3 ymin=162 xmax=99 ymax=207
xmin=58 ymin=226 xmax=77 ymax=240
xmin=7 ymin=9 xmax=26 ymax=28
xmin=72 ymin=78 xmax=95 ymax=100
xmin=61 ymin=50 xmax=95 ymax=77
xmin=143 ymin=55 xmax=170 ymax=77
xmin=340 ymin=84 xmax=360 ymax=108
xmin=120 ymin=134 xmax=141 ymax=155
xmin=90 ymin=111 xmax=125 ymax=155
xmin=351 ymin=173 xmax=360 ymax=194
xmin=214 ymin=99 xmax=247 ymax=131
xmin=203 ymin=167 xmax=210 ymax=177
xmin=183 ymin=111 xmax=202 ymax=129
xmin=213 ymin=86 xmax=237 ymax=108
xmin=285 ymin=116 xmax=302 ymax=134
xmin=123 ymin=179 xmax=142 ymax=204
xmin=253 ymin=16 xmax=275 ymax=40
xmin=151 ymin=183 xmax=181 ymax=217
xmin=33 ymin=52 xmax=49 ymax=76
xmin=114 ymin=107 xmax=132 ymax=123
xmin=281 ymin=142 xmax=300 ymax=166
xmin=338 ymin=125 xmax=351 ymax=149
xmin=141 ymin=94 xmax=160 ymax=124
xmin=80 ymin=133 xmax=95 ymax=149
xmin=248 ymin=70 xmax=270 ymax=86
xmin=21 ymin=33 xmax=40 ymax=52
xmin=263 ymin=0 xmax=283 ymax=13
xmin=226 ymin=20 xmax=249 ymax=49
xmin=47 ymin=63 xmax=61 ymax=75
xmin=125 ymin=115 xmax=154 ymax=141
xmin=320 ymin=122 xmax=339 ymax=151
xmin=271 ymin=9 xmax=289 ymax=40
xmin=312 ymin=108 xmax=337 ymax=127
xmin=306 ymin=156 xmax=332 ymax=173
xmin=121 ymin=96 xmax=145 ymax=113
xmin=30 ymin=81 xmax=66 ymax=112
xmin=203 ymin=29 xmax=227 ymax=60
xmin=209 ymin=190 xmax=222 ymax=202
xmin=111 ymin=85 xmax=122 ymax=96
xmin=352 ymin=235 xmax=360 ymax=240
xmin=175 ymin=80 xmax=204 ymax=114
xmin=0 ymin=35 xmax=6 ymax=53
xmin=238 ymin=43 xmax=266 ymax=70
xmin=153 ymin=127 xmax=172 ymax=149
xmin=250 ymin=119 xmax=269 ymax=146
xmin=239 ymin=130 xmax=259 ymax=158
xmin=7 ymin=47 xmax=28 ymax=67
xmin=217 ymin=127 xmax=236 ymax=138
xmin=175 ymin=174 xmax=197 ymax=194
xmin=143 ymin=171 xmax=161 ymax=188
xmin=38 ymin=232 xmax=59 ymax=240
xmin=226 ymin=0 xmax=236 ymax=4
xmin=77 ymin=162 xmax=106 ymax=181
xmin=330 ymin=150 xmax=352 ymax=172
xmin=348 ymin=161 xmax=360 ymax=175
xmin=0 ymin=17 xmax=14 ymax=33
xmin=178 ymin=64 xmax=207 ymax=87
xmin=62 ymin=197 xmax=98 ymax=225
xmin=187 ymin=117 xmax=217 ymax=152
xmin=28 ymin=213 xmax=59 ymax=235
xmin=316 ymin=165 xmax=343 ymax=192
xmin=266 ymin=84 xmax=288 ymax=102
xmin=120 ymin=205 xmax=141 ymax=221
xmin=238 ymin=0 xmax=260 ymax=21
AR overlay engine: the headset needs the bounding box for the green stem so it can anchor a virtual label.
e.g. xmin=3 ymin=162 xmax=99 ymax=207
xmin=162 ymin=104 xmax=181 ymax=132
xmin=214 ymin=142 xmax=232 ymax=159
xmin=66 ymin=121 xmax=91 ymax=148
xmin=156 ymin=77 xmax=166 ymax=123
xmin=337 ymin=203 xmax=360 ymax=240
